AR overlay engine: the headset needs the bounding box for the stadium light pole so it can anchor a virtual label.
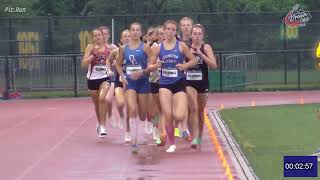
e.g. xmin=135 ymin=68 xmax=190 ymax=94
xmin=112 ymin=18 xmax=114 ymax=44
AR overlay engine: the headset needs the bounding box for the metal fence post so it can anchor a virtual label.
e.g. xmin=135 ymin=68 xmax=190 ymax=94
xmin=4 ymin=56 xmax=10 ymax=99
xmin=8 ymin=17 xmax=14 ymax=55
xmin=297 ymin=51 xmax=301 ymax=90
xmin=47 ymin=15 xmax=53 ymax=54
xmin=73 ymin=55 xmax=79 ymax=97
xmin=284 ymin=53 xmax=287 ymax=85
xmin=219 ymin=53 xmax=223 ymax=93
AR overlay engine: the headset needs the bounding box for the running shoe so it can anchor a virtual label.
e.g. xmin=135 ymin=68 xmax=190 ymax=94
xmin=98 ymin=125 xmax=107 ymax=138
xmin=182 ymin=130 xmax=190 ymax=141
xmin=157 ymin=134 xmax=166 ymax=146
xmin=156 ymin=137 xmax=162 ymax=145
xmin=131 ymin=144 xmax=139 ymax=154
xmin=190 ymin=137 xmax=202 ymax=149
xmin=124 ymin=132 xmax=132 ymax=142
xmin=166 ymin=144 xmax=176 ymax=153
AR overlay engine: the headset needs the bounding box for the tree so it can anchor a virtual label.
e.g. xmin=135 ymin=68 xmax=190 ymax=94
xmin=32 ymin=0 xmax=68 ymax=15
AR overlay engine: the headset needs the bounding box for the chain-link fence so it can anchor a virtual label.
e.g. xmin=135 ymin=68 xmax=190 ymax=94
xmin=209 ymin=50 xmax=318 ymax=92
xmin=0 ymin=49 xmax=317 ymax=99
xmin=0 ymin=54 xmax=87 ymax=99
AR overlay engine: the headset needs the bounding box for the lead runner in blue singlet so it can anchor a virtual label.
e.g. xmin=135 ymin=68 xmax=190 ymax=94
xmin=115 ymin=22 xmax=158 ymax=153
xmin=153 ymin=20 xmax=197 ymax=153
xmin=81 ymin=28 xmax=114 ymax=138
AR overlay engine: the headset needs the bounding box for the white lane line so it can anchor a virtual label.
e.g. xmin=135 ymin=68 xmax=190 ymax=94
xmin=15 ymin=112 xmax=94 ymax=180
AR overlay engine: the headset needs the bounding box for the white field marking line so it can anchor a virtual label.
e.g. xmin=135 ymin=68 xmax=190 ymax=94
xmin=0 ymin=104 xmax=62 ymax=137
xmin=0 ymin=113 xmax=41 ymax=137
xmin=210 ymin=109 xmax=258 ymax=180
xmin=15 ymin=112 xmax=94 ymax=180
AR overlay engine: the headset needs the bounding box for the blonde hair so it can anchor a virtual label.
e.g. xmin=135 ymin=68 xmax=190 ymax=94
xmin=91 ymin=27 xmax=103 ymax=44
xmin=99 ymin=26 xmax=110 ymax=34
xmin=120 ymin=29 xmax=130 ymax=39
xmin=179 ymin=17 xmax=194 ymax=27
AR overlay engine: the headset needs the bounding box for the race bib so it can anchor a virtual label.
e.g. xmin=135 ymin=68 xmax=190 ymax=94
xmin=93 ymin=65 xmax=107 ymax=73
xmin=126 ymin=65 xmax=142 ymax=75
xmin=186 ymin=71 xmax=202 ymax=80
xmin=162 ymin=68 xmax=178 ymax=78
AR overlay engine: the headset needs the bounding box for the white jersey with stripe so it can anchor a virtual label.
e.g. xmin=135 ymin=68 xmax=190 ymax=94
xmin=86 ymin=46 xmax=111 ymax=80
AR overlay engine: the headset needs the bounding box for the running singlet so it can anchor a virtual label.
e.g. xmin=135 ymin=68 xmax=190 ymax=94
xmin=124 ymin=42 xmax=148 ymax=80
xmin=159 ymin=40 xmax=185 ymax=85
xmin=87 ymin=46 xmax=111 ymax=80
xmin=186 ymin=44 xmax=208 ymax=84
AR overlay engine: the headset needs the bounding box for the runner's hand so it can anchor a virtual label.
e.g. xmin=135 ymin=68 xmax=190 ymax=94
xmin=156 ymin=59 xmax=162 ymax=68
xmin=122 ymin=77 xmax=128 ymax=89
xmin=130 ymin=71 xmax=143 ymax=80
xmin=176 ymin=63 xmax=186 ymax=71
xmin=107 ymin=70 xmax=114 ymax=77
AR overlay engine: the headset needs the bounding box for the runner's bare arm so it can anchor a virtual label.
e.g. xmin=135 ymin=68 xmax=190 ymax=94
xmin=81 ymin=44 xmax=94 ymax=68
xmin=179 ymin=42 xmax=197 ymax=70
xmin=144 ymin=44 xmax=158 ymax=73
xmin=107 ymin=48 xmax=119 ymax=65
xmin=115 ymin=47 xmax=127 ymax=84
xmin=108 ymin=44 xmax=118 ymax=51
xmin=201 ymin=44 xmax=217 ymax=69
xmin=105 ymin=52 xmax=114 ymax=76
xmin=152 ymin=44 xmax=162 ymax=68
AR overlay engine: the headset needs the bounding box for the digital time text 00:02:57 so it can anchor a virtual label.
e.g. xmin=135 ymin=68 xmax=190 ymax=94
xmin=283 ymin=156 xmax=318 ymax=177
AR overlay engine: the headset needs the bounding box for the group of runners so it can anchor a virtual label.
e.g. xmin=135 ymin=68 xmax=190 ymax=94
xmin=81 ymin=17 xmax=217 ymax=153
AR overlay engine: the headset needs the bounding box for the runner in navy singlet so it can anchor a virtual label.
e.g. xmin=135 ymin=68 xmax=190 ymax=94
xmin=186 ymin=24 xmax=217 ymax=148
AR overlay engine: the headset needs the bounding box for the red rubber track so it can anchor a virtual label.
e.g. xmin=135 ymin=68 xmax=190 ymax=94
xmin=1 ymin=90 xmax=319 ymax=180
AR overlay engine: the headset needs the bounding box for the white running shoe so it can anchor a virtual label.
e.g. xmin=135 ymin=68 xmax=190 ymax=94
xmin=124 ymin=132 xmax=132 ymax=142
xmin=145 ymin=121 xmax=153 ymax=135
xmin=118 ymin=116 xmax=125 ymax=130
xmin=166 ymin=145 xmax=176 ymax=153
xmin=110 ymin=116 xmax=117 ymax=128
xmin=98 ymin=125 xmax=107 ymax=138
